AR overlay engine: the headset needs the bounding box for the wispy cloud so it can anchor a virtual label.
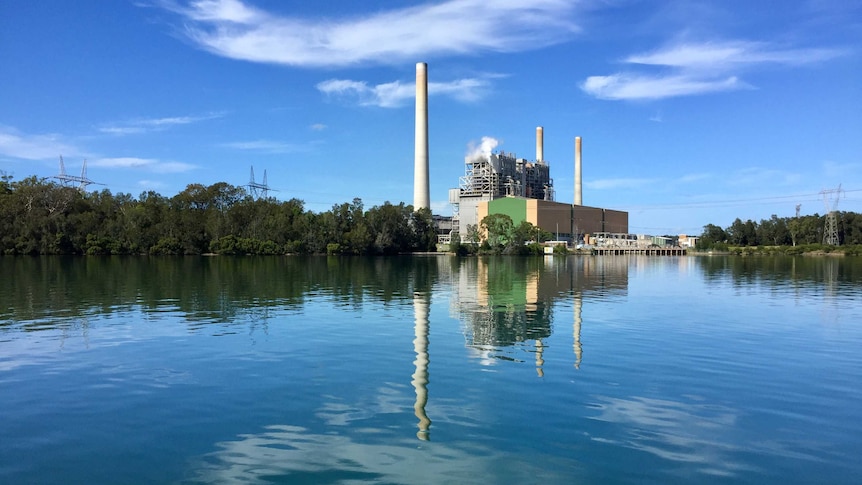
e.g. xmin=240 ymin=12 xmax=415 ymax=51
xmin=822 ymin=160 xmax=860 ymax=178
xmin=626 ymin=41 xmax=842 ymax=70
xmin=317 ymin=77 xmax=491 ymax=108
xmin=99 ymin=113 xmax=224 ymax=135
xmin=221 ymin=139 xmax=307 ymax=154
xmin=162 ymin=0 xmax=579 ymax=67
xmin=310 ymin=123 xmax=327 ymax=131
xmin=0 ymin=126 xmax=82 ymax=160
xmin=89 ymin=157 xmax=197 ymax=173
xmin=586 ymin=177 xmax=658 ymax=190
xmin=731 ymin=167 xmax=801 ymax=186
xmin=675 ymin=173 xmax=712 ymax=184
xmin=582 ymin=40 xmax=845 ymax=100
xmin=137 ymin=179 xmax=169 ymax=190
xmin=583 ymin=74 xmax=744 ymax=101
xmin=585 ymin=173 xmax=711 ymax=194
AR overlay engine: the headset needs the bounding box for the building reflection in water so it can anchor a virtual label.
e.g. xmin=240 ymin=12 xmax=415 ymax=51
xmin=449 ymin=256 xmax=628 ymax=373
xmin=412 ymin=290 xmax=431 ymax=440
xmin=405 ymin=256 xmax=627 ymax=439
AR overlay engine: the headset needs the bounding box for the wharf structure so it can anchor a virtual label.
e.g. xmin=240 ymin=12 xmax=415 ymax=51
xmin=447 ymin=127 xmax=628 ymax=244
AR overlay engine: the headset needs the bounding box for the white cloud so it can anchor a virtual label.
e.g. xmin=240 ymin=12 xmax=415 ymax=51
xmin=221 ymin=140 xmax=305 ymax=154
xmin=137 ymin=179 xmax=168 ymax=190
xmin=89 ymin=157 xmax=197 ymax=173
xmin=582 ymin=74 xmax=744 ymax=100
xmin=586 ymin=178 xmax=658 ymax=190
xmin=676 ymin=173 xmax=712 ymax=184
xmin=0 ymin=126 xmax=82 ymax=160
xmin=582 ymin=40 xmax=845 ymax=101
xmin=165 ymin=0 xmax=579 ymax=67
xmin=99 ymin=113 xmax=224 ymax=135
xmin=309 ymin=123 xmax=327 ymax=131
xmin=317 ymin=77 xmax=491 ymax=108
xmin=626 ymin=41 xmax=844 ymax=70
xmin=731 ymin=167 xmax=801 ymax=186
xmin=822 ymin=160 xmax=860 ymax=178
xmin=0 ymin=126 xmax=197 ymax=176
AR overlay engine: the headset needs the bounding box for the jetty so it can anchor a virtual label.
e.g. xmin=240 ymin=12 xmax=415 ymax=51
xmin=592 ymin=247 xmax=686 ymax=256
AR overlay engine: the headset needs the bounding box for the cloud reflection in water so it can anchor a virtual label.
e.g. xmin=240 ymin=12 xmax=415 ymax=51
xmin=588 ymin=395 xmax=753 ymax=477
xmin=186 ymin=424 xmax=564 ymax=484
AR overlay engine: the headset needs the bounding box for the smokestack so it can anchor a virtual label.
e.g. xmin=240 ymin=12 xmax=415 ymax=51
xmin=574 ymin=136 xmax=582 ymax=206
xmin=536 ymin=126 xmax=544 ymax=162
xmin=414 ymin=62 xmax=430 ymax=211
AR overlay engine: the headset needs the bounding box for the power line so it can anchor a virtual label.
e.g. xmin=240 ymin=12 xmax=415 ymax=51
xmin=622 ymin=189 xmax=861 ymax=211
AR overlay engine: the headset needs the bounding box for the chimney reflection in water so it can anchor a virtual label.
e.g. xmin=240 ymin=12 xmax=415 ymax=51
xmin=535 ymin=339 xmax=545 ymax=377
xmin=412 ymin=291 xmax=431 ymax=440
xmin=573 ymin=294 xmax=583 ymax=369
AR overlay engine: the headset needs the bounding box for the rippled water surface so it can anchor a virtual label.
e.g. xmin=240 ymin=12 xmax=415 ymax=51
xmin=1 ymin=255 xmax=861 ymax=484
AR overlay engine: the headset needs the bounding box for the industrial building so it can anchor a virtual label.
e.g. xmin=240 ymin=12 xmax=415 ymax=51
xmin=447 ymin=127 xmax=628 ymax=244
xmin=411 ymin=62 xmax=628 ymax=246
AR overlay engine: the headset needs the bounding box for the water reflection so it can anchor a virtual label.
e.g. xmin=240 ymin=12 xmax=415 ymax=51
xmin=697 ymin=255 xmax=860 ymax=296
xmin=1 ymin=256 xmax=629 ymax=374
xmin=4 ymin=255 xmax=862 ymax=483
xmin=448 ymin=256 xmax=627 ymax=369
xmin=589 ymin=395 xmax=749 ymax=477
xmin=412 ymin=291 xmax=431 ymax=440
xmin=186 ymin=424 xmax=566 ymax=484
xmin=573 ymin=294 xmax=583 ymax=369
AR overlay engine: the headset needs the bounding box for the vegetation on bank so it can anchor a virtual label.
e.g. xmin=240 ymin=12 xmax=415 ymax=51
xmin=447 ymin=214 xmax=561 ymax=256
xmin=5 ymin=171 xmax=860 ymax=257
xmin=0 ymin=174 xmax=437 ymax=255
xmin=696 ymin=213 xmax=862 ymax=254
xmin=709 ymin=244 xmax=862 ymax=256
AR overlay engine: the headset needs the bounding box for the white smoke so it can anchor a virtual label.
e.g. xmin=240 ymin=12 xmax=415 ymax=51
xmin=465 ymin=136 xmax=499 ymax=163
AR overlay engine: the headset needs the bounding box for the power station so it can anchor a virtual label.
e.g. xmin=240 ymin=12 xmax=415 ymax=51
xmin=413 ymin=62 xmax=628 ymax=245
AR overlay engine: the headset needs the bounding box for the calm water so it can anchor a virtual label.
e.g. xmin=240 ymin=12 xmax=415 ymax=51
xmin=1 ymin=255 xmax=861 ymax=484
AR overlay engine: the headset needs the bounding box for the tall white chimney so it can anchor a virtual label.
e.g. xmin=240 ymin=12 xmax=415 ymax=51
xmin=536 ymin=126 xmax=544 ymax=162
xmin=414 ymin=62 xmax=430 ymax=211
xmin=575 ymin=136 xmax=582 ymax=206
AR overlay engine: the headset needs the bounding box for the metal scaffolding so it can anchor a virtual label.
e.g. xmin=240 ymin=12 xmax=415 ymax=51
xmin=459 ymin=151 xmax=553 ymax=201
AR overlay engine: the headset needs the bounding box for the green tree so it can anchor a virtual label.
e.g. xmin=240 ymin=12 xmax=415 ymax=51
xmin=728 ymin=218 xmax=758 ymax=246
xmin=410 ymin=207 xmax=437 ymax=252
xmin=480 ymin=213 xmax=514 ymax=250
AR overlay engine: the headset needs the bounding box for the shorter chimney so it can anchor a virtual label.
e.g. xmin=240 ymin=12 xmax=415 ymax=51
xmin=575 ymin=136 xmax=582 ymax=206
xmin=536 ymin=126 xmax=544 ymax=162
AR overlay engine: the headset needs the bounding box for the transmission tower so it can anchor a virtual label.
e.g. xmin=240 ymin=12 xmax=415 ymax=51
xmin=54 ymin=155 xmax=96 ymax=191
xmin=821 ymin=185 xmax=843 ymax=246
xmin=247 ymin=166 xmax=273 ymax=199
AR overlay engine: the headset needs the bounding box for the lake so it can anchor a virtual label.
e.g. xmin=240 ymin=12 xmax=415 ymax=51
xmin=1 ymin=255 xmax=861 ymax=484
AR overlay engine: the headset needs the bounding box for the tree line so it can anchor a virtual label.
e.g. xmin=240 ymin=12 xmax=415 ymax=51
xmin=0 ymin=173 xmax=437 ymax=255
xmin=698 ymin=212 xmax=862 ymax=250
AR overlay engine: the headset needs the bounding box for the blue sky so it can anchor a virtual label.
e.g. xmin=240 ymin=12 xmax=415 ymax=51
xmin=1 ymin=0 xmax=860 ymax=234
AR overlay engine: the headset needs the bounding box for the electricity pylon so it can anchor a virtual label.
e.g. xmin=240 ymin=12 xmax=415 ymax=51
xmin=54 ymin=156 xmax=95 ymax=191
xmin=821 ymin=185 xmax=843 ymax=246
xmin=247 ymin=166 xmax=272 ymax=199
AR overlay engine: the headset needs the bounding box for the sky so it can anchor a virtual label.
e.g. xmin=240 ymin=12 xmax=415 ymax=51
xmin=1 ymin=0 xmax=860 ymax=235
